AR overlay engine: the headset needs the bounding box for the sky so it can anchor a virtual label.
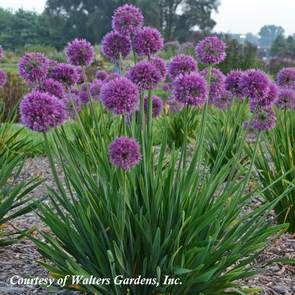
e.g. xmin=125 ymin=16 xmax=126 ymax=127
xmin=0 ymin=0 xmax=294 ymax=36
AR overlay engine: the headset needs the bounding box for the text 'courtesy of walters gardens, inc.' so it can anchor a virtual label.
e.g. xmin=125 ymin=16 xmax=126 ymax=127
xmin=9 ymin=275 xmax=182 ymax=288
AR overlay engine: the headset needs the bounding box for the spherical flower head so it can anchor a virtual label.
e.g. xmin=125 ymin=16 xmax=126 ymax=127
xmin=38 ymin=78 xmax=66 ymax=99
xmin=112 ymin=4 xmax=144 ymax=35
xmin=65 ymin=38 xmax=95 ymax=66
xmin=90 ymin=79 xmax=103 ymax=100
xmin=277 ymin=67 xmax=295 ymax=90
xmin=239 ymin=69 xmax=271 ymax=100
xmin=167 ymin=98 xmax=184 ymax=113
xmin=144 ymin=95 xmax=163 ymax=118
xmin=201 ymin=68 xmax=225 ymax=100
xmin=50 ymin=63 xmax=79 ymax=87
xmin=211 ymin=91 xmax=233 ymax=111
xmin=225 ymin=70 xmax=244 ymax=98
xmin=132 ymin=27 xmax=164 ymax=57
xmin=96 ymin=70 xmax=109 ymax=81
xmin=18 ymin=52 xmax=49 ymax=86
xmin=0 ymin=46 xmax=4 ymax=60
xmin=249 ymin=82 xmax=278 ymax=112
xmin=126 ymin=60 xmax=161 ymax=90
xmin=276 ymin=88 xmax=295 ymax=110
xmin=20 ymin=90 xmax=66 ymax=132
xmin=0 ymin=70 xmax=7 ymax=87
xmin=195 ymin=36 xmax=226 ymax=65
xmin=250 ymin=108 xmax=276 ymax=131
xmin=101 ymin=31 xmax=131 ymax=62
xmin=172 ymin=72 xmax=208 ymax=106
xmin=150 ymin=56 xmax=167 ymax=80
xmin=168 ymin=54 xmax=197 ymax=79
xmin=100 ymin=77 xmax=139 ymax=115
xmin=109 ymin=136 xmax=141 ymax=171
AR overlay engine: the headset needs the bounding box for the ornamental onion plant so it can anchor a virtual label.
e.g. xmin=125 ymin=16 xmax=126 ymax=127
xmin=17 ymin=5 xmax=292 ymax=294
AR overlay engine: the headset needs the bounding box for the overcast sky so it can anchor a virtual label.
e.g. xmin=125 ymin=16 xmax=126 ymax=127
xmin=0 ymin=0 xmax=294 ymax=36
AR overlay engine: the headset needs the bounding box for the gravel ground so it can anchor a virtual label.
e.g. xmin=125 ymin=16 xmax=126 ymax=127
xmin=0 ymin=157 xmax=294 ymax=295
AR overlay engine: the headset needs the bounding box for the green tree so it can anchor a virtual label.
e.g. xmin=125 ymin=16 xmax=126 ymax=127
xmin=44 ymin=0 xmax=220 ymax=43
xmin=258 ymin=25 xmax=285 ymax=49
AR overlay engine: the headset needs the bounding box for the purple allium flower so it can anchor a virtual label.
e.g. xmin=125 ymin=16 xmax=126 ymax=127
xmin=0 ymin=70 xmax=7 ymax=87
xmin=167 ymin=98 xmax=184 ymax=113
xmin=20 ymin=91 xmax=66 ymax=132
xmin=249 ymin=82 xmax=278 ymax=112
xmin=195 ymin=36 xmax=226 ymax=65
xmin=144 ymin=95 xmax=163 ymax=118
xmin=277 ymin=67 xmax=295 ymax=90
xmin=38 ymin=78 xmax=66 ymax=99
xmin=172 ymin=72 xmax=208 ymax=106
xmin=101 ymin=31 xmax=131 ymax=62
xmin=65 ymin=38 xmax=95 ymax=66
xmin=150 ymin=56 xmax=167 ymax=80
xmin=96 ymin=70 xmax=109 ymax=81
xmin=250 ymin=108 xmax=276 ymax=131
xmin=132 ymin=27 xmax=164 ymax=57
xmin=50 ymin=63 xmax=79 ymax=87
xmin=276 ymin=88 xmax=295 ymax=110
xmin=168 ymin=54 xmax=197 ymax=80
xmin=109 ymin=136 xmax=141 ymax=171
xmin=239 ymin=69 xmax=271 ymax=100
xmin=18 ymin=52 xmax=49 ymax=85
xmin=75 ymin=66 xmax=84 ymax=84
xmin=211 ymin=91 xmax=233 ymax=110
xmin=225 ymin=70 xmax=244 ymax=98
xmin=112 ymin=4 xmax=144 ymax=36
xmin=163 ymin=82 xmax=173 ymax=92
xmin=126 ymin=60 xmax=161 ymax=90
xmin=90 ymin=79 xmax=103 ymax=100
xmin=201 ymin=68 xmax=225 ymax=101
xmin=0 ymin=46 xmax=4 ymax=60
xmin=100 ymin=77 xmax=139 ymax=115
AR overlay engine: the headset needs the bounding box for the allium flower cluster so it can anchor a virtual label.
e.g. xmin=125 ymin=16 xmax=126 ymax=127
xmin=96 ymin=70 xmax=109 ymax=81
xmin=90 ymin=79 xmax=103 ymax=100
xmin=127 ymin=60 xmax=161 ymax=90
xmin=39 ymin=78 xmax=66 ymax=99
xmin=50 ymin=63 xmax=79 ymax=86
xmin=249 ymin=82 xmax=278 ymax=112
xmin=132 ymin=27 xmax=164 ymax=57
xmin=75 ymin=67 xmax=84 ymax=84
xmin=20 ymin=91 xmax=66 ymax=132
xmin=150 ymin=57 xmax=167 ymax=80
xmin=201 ymin=68 xmax=225 ymax=101
xmin=0 ymin=70 xmax=7 ymax=87
xmin=239 ymin=69 xmax=271 ymax=100
xmin=172 ymin=72 xmax=208 ymax=106
xmin=195 ymin=36 xmax=226 ymax=65
xmin=19 ymin=52 xmax=49 ymax=85
xmin=65 ymin=38 xmax=95 ymax=66
xmin=144 ymin=95 xmax=163 ymax=118
xmin=276 ymin=88 xmax=295 ymax=110
xmin=250 ymin=108 xmax=276 ymax=131
xmin=277 ymin=67 xmax=295 ymax=90
xmin=109 ymin=136 xmax=141 ymax=171
xmin=102 ymin=31 xmax=131 ymax=62
xmin=225 ymin=70 xmax=244 ymax=98
xmin=168 ymin=54 xmax=197 ymax=79
xmin=112 ymin=4 xmax=144 ymax=35
xmin=63 ymin=88 xmax=82 ymax=118
xmin=100 ymin=77 xmax=139 ymax=115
